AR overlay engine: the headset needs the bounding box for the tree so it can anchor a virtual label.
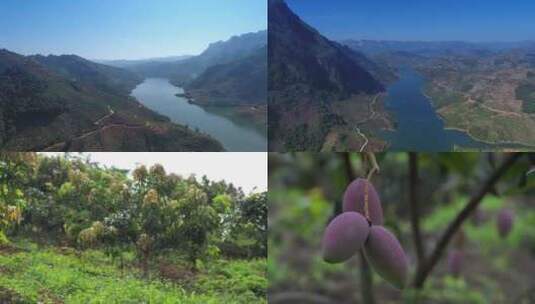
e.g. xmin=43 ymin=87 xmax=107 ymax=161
xmin=0 ymin=152 xmax=36 ymax=244
xmin=236 ymin=192 xmax=268 ymax=257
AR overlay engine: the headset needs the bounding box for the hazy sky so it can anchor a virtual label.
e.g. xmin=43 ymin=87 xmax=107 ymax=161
xmin=0 ymin=0 xmax=266 ymax=60
xmin=40 ymin=153 xmax=267 ymax=193
xmin=286 ymin=0 xmax=535 ymax=42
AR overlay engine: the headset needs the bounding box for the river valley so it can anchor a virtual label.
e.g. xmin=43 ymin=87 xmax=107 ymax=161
xmin=131 ymin=78 xmax=267 ymax=151
xmin=380 ymin=68 xmax=497 ymax=151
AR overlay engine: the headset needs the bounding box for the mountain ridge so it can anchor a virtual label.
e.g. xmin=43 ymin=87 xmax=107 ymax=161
xmin=185 ymin=46 xmax=267 ymax=106
xmin=268 ymin=0 xmax=388 ymax=151
xmin=269 ymin=0 xmax=384 ymax=97
xmin=127 ymin=30 xmax=267 ymax=87
xmin=0 ymin=49 xmax=223 ymax=151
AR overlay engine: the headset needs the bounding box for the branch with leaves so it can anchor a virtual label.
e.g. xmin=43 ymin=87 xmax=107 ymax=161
xmin=413 ymin=153 xmax=522 ymax=288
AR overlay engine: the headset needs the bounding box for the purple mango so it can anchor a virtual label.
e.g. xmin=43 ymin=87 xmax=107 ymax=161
xmin=364 ymin=226 xmax=408 ymax=289
xmin=447 ymin=249 xmax=464 ymax=277
xmin=497 ymin=209 xmax=514 ymax=238
xmin=322 ymin=212 xmax=370 ymax=264
xmin=343 ymin=178 xmax=384 ymax=225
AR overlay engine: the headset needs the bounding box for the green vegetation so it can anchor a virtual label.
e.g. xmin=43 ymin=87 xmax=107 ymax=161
xmin=439 ymin=102 xmax=535 ymax=146
xmin=515 ymin=82 xmax=535 ymax=113
xmin=425 ymin=84 xmax=465 ymax=109
xmin=269 ymin=153 xmax=535 ymax=303
xmin=186 ymin=46 xmax=267 ymax=106
xmin=0 ymin=49 xmax=223 ymax=151
xmin=0 ymin=242 xmax=265 ymax=303
xmin=0 ymin=153 xmax=266 ymax=302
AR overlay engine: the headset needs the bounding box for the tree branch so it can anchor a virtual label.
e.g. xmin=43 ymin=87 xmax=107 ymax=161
xmin=413 ymin=153 xmax=522 ymax=288
xmin=409 ymin=152 xmax=425 ymax=272
xmin=359 ymin=251 xmax=375 ymax=304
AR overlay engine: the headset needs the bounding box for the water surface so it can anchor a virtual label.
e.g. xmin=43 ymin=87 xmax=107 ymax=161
xmin=380 ymin=68 xmax=490 ymax=151
xmin=131 ymin=78 xmax=267 ymax=151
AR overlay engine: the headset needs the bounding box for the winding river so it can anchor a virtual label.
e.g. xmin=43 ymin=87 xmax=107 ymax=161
xmin=131 ymin=78 xmax=267 ymax=151
xmin=379 ymin=68 xmax=491 ymax=151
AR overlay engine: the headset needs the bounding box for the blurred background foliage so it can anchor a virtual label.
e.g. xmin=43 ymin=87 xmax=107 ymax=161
xmin=268 ymin=153 xmax=535 ymax=304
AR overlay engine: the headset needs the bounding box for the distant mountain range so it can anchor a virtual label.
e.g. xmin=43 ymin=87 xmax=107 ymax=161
xmin=123 ymin=30 xmax=267 ymax=106
xmin=95 ymin=55 xmax=193 ymax=68
xmin=268 ymin=0 xmax=388 ymax=151
xmin=0 ymin=49 xmax=223 ymax=151
xmin=342 ymin=40 xmax=535 ymax=58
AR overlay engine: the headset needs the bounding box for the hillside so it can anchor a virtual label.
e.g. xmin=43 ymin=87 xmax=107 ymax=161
xmin=0 ymin=153 xmax=266 ymax=303
xmin=120 ymin=31 xmax=268 ymax=132
xmin=0 ymin=49 xmax=224 ymax=151
xmin=186 ymin=46 xmax=267 ymax=106
xmin=341 ymin=40 xmax=535 ymax=148
xmin=31 ymin=54 xmax=143 ymax=95
xmin=269 ymin=1 xmax=383 ymax=97
xmin=128 ymin=31 xmax=267 ymax=86
xmin=268 ymin=0 xmax=390 ymax=151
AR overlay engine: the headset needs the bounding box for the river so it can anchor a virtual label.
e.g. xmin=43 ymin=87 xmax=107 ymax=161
xmin=131 ymin=78 xmax=267 ymax=151
xmin=379 ymin=68 xmax=492 ymax=151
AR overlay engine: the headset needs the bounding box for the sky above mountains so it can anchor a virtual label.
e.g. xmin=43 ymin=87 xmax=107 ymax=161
xmin=0 ymin=0 xmax=266 ymax=60
xmin=286 ymin=0 xmax=535 ymax=42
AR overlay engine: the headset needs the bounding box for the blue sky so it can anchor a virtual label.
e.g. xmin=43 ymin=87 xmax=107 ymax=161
xmin=0 ymin=0 xmax=266 ymax=60
xmin=286 ymin=0 xmax=535 ymax=42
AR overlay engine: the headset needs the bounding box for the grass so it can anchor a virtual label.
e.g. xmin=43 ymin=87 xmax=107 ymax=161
xmin=0 ymin=240 xmax=266 ymax=304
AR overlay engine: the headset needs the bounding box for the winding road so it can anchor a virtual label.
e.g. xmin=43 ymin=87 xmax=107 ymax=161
xmin=353 ymin=94 xmax=380 ymax=152
xmin=42 ymin=107 xmax=145 ymax=151
xmin=354 ymin=126 xmax=369 ymax=152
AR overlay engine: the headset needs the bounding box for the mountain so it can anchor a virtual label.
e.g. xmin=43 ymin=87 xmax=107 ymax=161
xmin=185 ymin=46 xmax=267 ymax=105
xmin=31 ymin=54 xmax=143 ymax=95
xmin=268 ymin=0 xmax=386 ymax=151
xmin=0 ymin=49 xmax=223 ymax=151
xmin=269 ymin=0 xmax=383 ymax=98
xmin=195 ymin=30 xmax=267 ymax=66
xmin=96 ymin=55 xmax=193 ymax=68
xmin=341 ymin=40 xmax=535 ymax=58
xmin=128 ymin=30 xmax=267 ymax=86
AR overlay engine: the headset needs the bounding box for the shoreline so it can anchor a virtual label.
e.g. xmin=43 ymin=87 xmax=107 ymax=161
xmin=380 ymin=71 xmax=535 ymax=150
xmin=163 ymin=80 xmax=268 ymax=143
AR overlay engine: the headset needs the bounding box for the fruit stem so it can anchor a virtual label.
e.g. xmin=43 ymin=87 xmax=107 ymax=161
xmin=365 ymin=153 xmax=380 ymax=180
xmin=364 ymin=181 xmax=371 ymax=222
xmin=363 ymin=153 xmax=379 ymax=222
